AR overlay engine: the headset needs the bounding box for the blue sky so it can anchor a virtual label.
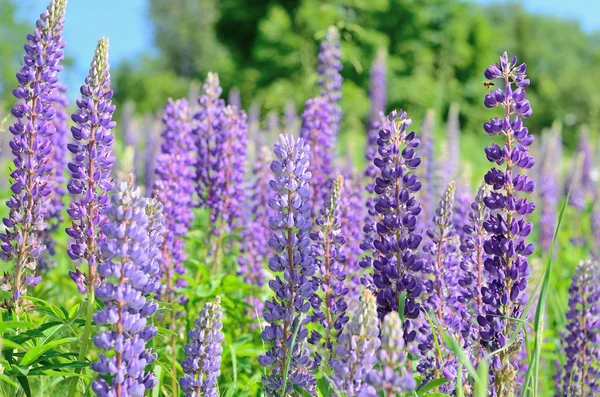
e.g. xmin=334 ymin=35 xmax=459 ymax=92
xmin=15 ymin=0 xmax=600 ymax=98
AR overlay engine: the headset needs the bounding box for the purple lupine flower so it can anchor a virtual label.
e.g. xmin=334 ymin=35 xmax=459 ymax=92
xmin=317 ymin=26 xmax=343 ymax=106
xmin=418 ymin=109 xmax=436 ymax=234
xmin=453 ymin=185 xmax=473 ymax=244
xmin=538 ymin=129 xmax=561 ymax=253
xmin=479 ymin=52 xmax=535 ymax=395
xmin=121 ymin=101 xmax=139 ymax=181
xmin=238 ymin=145 xmax=272 ymax=288
xmin=91 ymin=181 xmax=162 ymax=396
xmin=311 ymin=175 xmax=349 ymax=355
xmin=359 ymin=110 xmax=424 ymax=339
xmin=65 ymin=37 xmax=116 ymax=295
xmin=258 ymin=134 xmax=317 ymax=396
xmin=420 ymin=182 xmax=464 ymax=385
xmin=366 ymin=311 xmax=416 ymax=394
xmin=39 ymin=81 xmax=69 ymax=272
xmin=194 ymin=73 xmax=248 ymax=240
xmin=0 ymin=0 xmax=67 ymax=306
xmin=299 ymin=96 xmax=336 ymax=219
xmin=331 ymin=289 xmax=380 ymax=397
xmin=369 ymin=49 xmax=387 ymax=122
xmin=591 ymin=203 xmax=600 ymax=260
xmin=458 ymin=182 xmax=490 ymax=348
xmin=179 ymin=296 xmax=225 ymax=397
xmin=153 ymin=98 xmax=195 ymax=302
xmin=339 ymin=170 xmax=364 ymax=304
xmin=555 ymin=259 xmax=600 ymax=397
xmin=446 ymin=102 xmax=461 ymax=179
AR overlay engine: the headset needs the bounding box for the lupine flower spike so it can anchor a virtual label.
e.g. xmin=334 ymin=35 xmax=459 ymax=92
xmin=66 ymin=37 xmax=116 ymax=295
xmin=480 ymin=52 xmax=535 ymax=397
xmin=360 ymin=110 xmax=424 ymax=338
xmin=153 ymin=98 xmax=195 ymax=302
xmin=0 ymin=0 xmax=67 ymax=308
xmin=91 ymin=180 xmax=163 ymax=396
xmin=258 ymin=134 xmax=318 ymax=396
xmin=311 ymin=175 xmax=349 ymax=357
xmin=331 ymin=289 xmax=380 ymax=396
xmin=555 ymin=260 xmax=600 ymax=396
xmin=369 ymin=48 xmax=387 ymax=121
xmin=179 ymin=296 xmax=225 ymax=397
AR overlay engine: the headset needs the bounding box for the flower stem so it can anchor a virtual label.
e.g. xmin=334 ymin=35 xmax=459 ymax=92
xmin=67 ymin=288 xmax=95 ymax=397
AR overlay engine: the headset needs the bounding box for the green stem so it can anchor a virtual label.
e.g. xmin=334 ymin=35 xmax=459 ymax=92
xmin=67 ymin=290 xmax=95 ymax=397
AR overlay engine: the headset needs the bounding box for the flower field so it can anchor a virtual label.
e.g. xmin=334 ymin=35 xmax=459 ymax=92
xmin=0 ymin=0 xmax=598 ymax=396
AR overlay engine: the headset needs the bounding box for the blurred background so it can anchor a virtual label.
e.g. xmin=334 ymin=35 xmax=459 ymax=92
xmin=2 ymin=0 xmax=600 ymax=159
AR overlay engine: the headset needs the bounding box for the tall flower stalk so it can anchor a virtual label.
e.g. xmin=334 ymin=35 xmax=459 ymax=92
xmin=258 ymin=135 xmax=317 ymax=396
xmin=369 ymin=48 xmax=387 ymax=121
xmin=91 ymin=180 xmax=163 ymax=396
xmin=179 ymin=296 xmax=225 ymax=397
xmin=446 ymin=102 xmax=461 ymax=179
xmin=479 ymin=52 xmax=535 ymax=396
xmin=153 ymin=98 xmax=195 ymax=302
xmin=65 ymin=37 xmax=116 ymax=397
xmin=418 ymin=109 xmax=436 ymax=233
xmin=538 ymin=129 xmax=561 ymax=254
xmin=311 ymin=175 xmax=348 ymax=357
xmin=0 ymin=0 xmax=67 ymax=309
xmin=555 ymin=259 xmax=600 ymax=396
xmin=39 ymin=82 xmax=69 ymax=272
xmin=360 ymin=110 xmax=424 ymax=338
xmin=194 ymin=73 xmax=248 ymax=271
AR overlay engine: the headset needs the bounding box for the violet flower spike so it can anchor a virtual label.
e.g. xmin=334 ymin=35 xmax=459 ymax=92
xmin=0 ymin=0 xmax=67 ymax=306
xmin=65 ymin=37 xmax=116 ymax=295
xmin=418 ymin=109 xmax=436 ymax=234
xmin=299 ymin=96 xmax=336 ymax=219
xmin=538 ymin=129 xmax=561 ymax=253
xmin=179 ymin=296 xmax=225 ymax=397
xmin=91 ymin=180 xmax=162 ymax=396
xmin=331 ymin=289 xmax=380 ymax=397
xmin=39 ymin=81 xmax=69 ymax=272
xmin=258 ymin=134 xmax=317 ymax=396
xmin=554 ymin=260 xmax=600 ymax=396
xmin=153 ymin=98 xmax=195 ymax=302
xmin=480 ymin=52 xmax=535 ymax=396
xmin=446 ymin=103 xmax=461 ymax=179
xmin=360 ymin=110 xmax=424 ymax=340
xmin=311 ymin=175 xmax=349 ymax=356
xmin=317 ymin=26 xmax=343 ymax=106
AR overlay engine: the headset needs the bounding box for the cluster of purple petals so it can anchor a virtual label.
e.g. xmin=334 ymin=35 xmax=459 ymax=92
xmin=143 ymin=116 xmax=160 ymax=195
xmin=299 ymin=96 xmax=337 ymax=219
xmin=420 ymin=182 xmax=464 ymax=385
xmin=179 ymin=296 xmax=225 ymax=397
xmin=538 ymin=129 xmax=561 ymax=253
xmin=258 ymin=135 xmax=318 ymax=396
xmin=39 ymin=81 xmax=69 ymax=271
xmin=453 ymin=185 xmax=473 ymax=244
xmin=317 ymin=26 xmax=343 ymax=106
xmin=418 ymin=110 xmax=436 ymax=234
xmin=91 ymin=181 xmax=163 ymax=396
xmin=458 ymin=183 xmax=490 ymax=348
xmin=369 ymin=49 xmax=387 ymax=121
xmin=331 ymin=289 xmax=380 ymax=397
xmin=366 ymin=311 xmax=416 ymax=394
xmin=194 ymin=72 xmax=248 ymax=231
xmin=479 ymin=53 xmax=535 ymax=382
xmin=359 ymin=110 xmax=424 ymax=338
xmin=310 ymin=175 xmax=349 ymax=354
xmin=555 ymin=260 xmax=600 ymax=396
xmin=238 ymin=146 xmax=272 ymax=288
xmin=152 ymin=98 xmax=195 ymax=302
xmin=65 ymin=37 xmax=116 ymax=295
xmin=0 ymin=0 xmax=67 ymax=304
